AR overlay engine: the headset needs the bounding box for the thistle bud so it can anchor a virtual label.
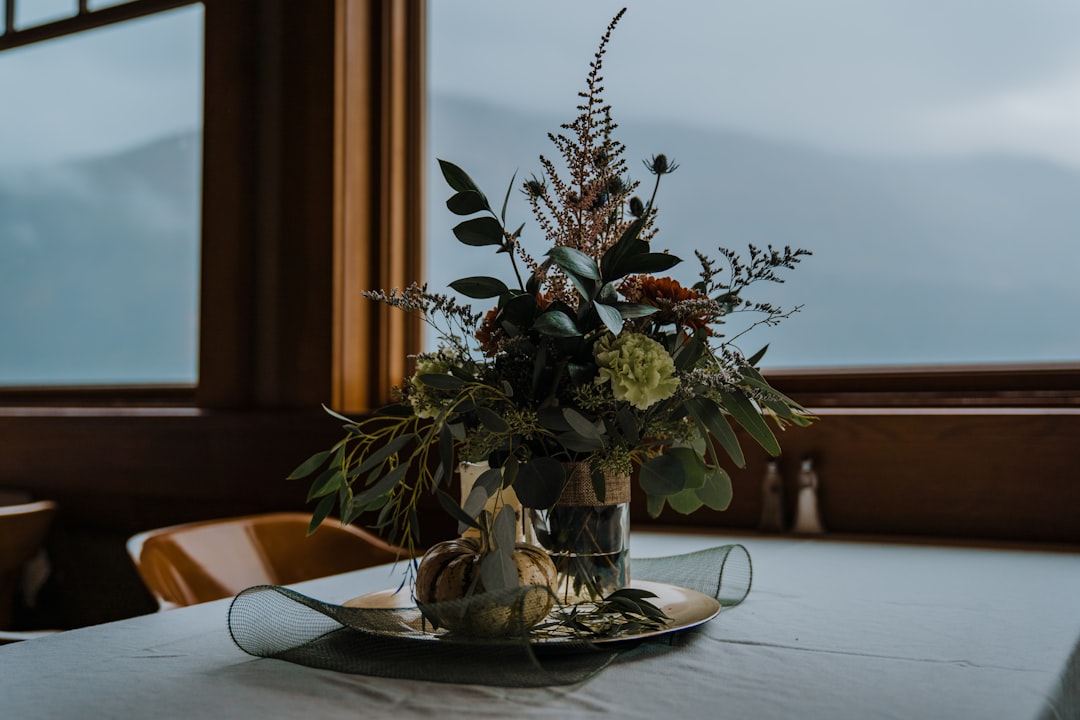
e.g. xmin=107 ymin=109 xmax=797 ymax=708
xmin=629 ymin=196 xmax=645 ymax=217
xmin=522 ymin=177 xmax=545 ymax=198
xmin=645 ymin=154 xmax=679 ymax=175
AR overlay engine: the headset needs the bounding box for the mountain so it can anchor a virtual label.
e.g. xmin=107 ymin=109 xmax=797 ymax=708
xmin=0 ymin=133 xmax=201 ymax=384
xmin=428 ymin=94 xmax=1080 ymax=367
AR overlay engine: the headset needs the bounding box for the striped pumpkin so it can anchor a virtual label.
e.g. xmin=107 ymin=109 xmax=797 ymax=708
xmin=414 ymin=536 xmax=557 ymax=636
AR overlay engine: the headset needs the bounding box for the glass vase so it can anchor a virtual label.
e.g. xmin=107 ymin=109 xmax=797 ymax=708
xmin=527 ymin=463 xmax=630 ymax=603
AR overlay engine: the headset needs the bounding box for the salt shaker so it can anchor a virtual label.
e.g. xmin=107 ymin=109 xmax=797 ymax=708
xmin=758 ymin=459 xmax=786 ymax=532
xmin=791 ymin=456 xmax=825 ymax=535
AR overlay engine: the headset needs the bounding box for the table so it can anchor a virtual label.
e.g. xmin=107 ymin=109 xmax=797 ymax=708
xmin=2 ymin=531 xmax=1078 ymax=719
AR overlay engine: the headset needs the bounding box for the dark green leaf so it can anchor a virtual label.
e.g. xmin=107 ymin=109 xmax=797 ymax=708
xmin=354 ymin=462 xmax=410 ymax=506
xmin=696 ymin=467 xmax=733 ymax=511
xmin=480 ymin=547 xmax=518 ymax=593
xmin=612 ymin=302 xmax=660 ymax=319
xmin=746 ymin=344 xmax=769 ymax=367
xmin=667 ymin=486 xmax=705 ymax=515
xmin=477 ymin=406 xmax=510 ymax=433
xmin=321 ymin=404 xmax=356 ymax=424
xmin=599 ymin=215 xmax=647 ymax=279
xmin=439 ymin=422 xmax=454 ymax=487
xmin=645 ymin=492 xmax=666 ymax=518
xmin=532 ymin=310 xmax=582 ymax=337
xmin=558 ymin=431 xmax=606 ymax=453
xmin=307 ymin=494 xmax=336 ymax=534
xmin=684 ymin=397 xmax=745 ymax=468
xmin=615 ymin=251 xmax=682 ymax=275
xmin=616 ymin=407 xmax=640 ymax=445
xmin=449 ymin=276 xmax=510 ymax=299
xmin=537 ymin=406 xmax=572 ymax=432
xmin=500 ymin=171 xmax=517 ymax=223
xmin=639 ymin=453 xmax=686 ymax=496
xmin=666 ymin=446 xmax=707 ymax=490
xmin=306 ymin=467 xmax=343 ymax=501
xmin=355 ymin=433 xmax=415 ymax=475
xmin=513 ymin=458 xmax=566 ymax=509
xmin=460 ymin=485 xmax=489 ymax=531
xmin=475 ymin=466 xmax=504 ymax=496
xmin=548 ymin=246 xmax=601 ymax=279
xmin=446 ymin=189 xmax=489 ymax=216
xmin=594 ymin=302 xmax=624 ymax=335
xmin=437 ymin=488 xmax=481 ymax=531
xmin=491 ymin=504 xmax=517 ymax=555
xmin=563 ymin=408 xmax=603 ymax=441
xmin=439 ymin=159 xmax=483 ymax=194
xmin=453 ymin=217 xmax=504 ymax=247
xmin=288 ymin=449 xmax=333 ymax=480
xmin=720 ymin=390 xmax=781 ymax=456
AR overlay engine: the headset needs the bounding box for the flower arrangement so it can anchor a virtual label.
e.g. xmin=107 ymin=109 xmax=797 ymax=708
xmin=291 ymin=9 xmax=812 ymax=587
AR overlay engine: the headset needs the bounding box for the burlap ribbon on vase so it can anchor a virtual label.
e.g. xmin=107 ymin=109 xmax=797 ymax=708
xmin=228 ymin=544 xmax=752 ymax=688
xmin=557 ymin=463 xmax=631 ymax=506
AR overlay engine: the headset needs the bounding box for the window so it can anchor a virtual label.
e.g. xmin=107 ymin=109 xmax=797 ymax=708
xmin=0 ymin=3 xmax=203 ymax=387
xmin=427 ymin=1 xmax=1080 ymax=370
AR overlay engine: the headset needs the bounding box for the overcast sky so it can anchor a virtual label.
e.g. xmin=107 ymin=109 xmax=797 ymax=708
xmin=4 ymin=2 xmax=1080 ymax=169
xmin=430 ymin=0 xmax=1080 ymax=168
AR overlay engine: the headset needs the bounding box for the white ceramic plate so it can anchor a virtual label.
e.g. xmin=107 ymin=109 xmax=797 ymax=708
xmin=342 ymin=579 xmax=721 ymax=646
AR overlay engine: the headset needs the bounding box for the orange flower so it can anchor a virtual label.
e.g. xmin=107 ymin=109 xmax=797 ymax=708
xmin=619 ymin=275 xmax=712 ymax=332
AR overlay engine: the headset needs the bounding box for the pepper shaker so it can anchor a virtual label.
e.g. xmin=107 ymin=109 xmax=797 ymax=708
xmin=792 ymin=456 xmax=825 ymax=535
xmin=758 ymin=459 xmax=786 ymax=532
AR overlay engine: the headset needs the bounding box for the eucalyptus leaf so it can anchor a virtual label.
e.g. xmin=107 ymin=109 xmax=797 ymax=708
xmin=436 ymin=489 xmax=481 ymax=531
xmin=639 ymin=453 xmax=686 ymax=496
xmin=563 ymin=408 xmax=604 ymax=441
xmin=695 ymin=467 xmax=733 ymax=511
xmin=720 ymin=390 xmax=781 ymax=456
xmin=305 ymin=467 xmax=343 ymax=501
xmin=307 ymin=494 xmax=336 ymax=534
xmin=645 ymin=492 xmax=666 ymax=519
xmin=354 ymin=462 xmax=410 ymax=506
xmin=666 ymin=486 xmax=706 ymax=515
xmin=287 ymin=449 xmax=333 ymax=480
xmin=557 ymin=430 xmax=606 ymax=453
xmin=684 ymin=397 xmax=745 ymax=468
xmin=461 ymin=485 xmax=490 ymax=531
xmin=491 ymin=504 xmax=517 ymax=554
xmin=480 ymin=548 xmax=518 ymax=593
xmin=475 ymin=466 xmax=504 ymax=496
xmin=355 ymin=433 xmax=415 ymax=475
xmin=477 ymin=406 xmax=510 ymax=433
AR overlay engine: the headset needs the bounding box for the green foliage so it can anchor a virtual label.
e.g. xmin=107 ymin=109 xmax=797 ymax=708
xmin=291 ymin=8 xmax=814 ymax=560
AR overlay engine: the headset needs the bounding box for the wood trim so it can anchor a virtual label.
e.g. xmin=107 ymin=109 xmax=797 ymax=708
xmin=634 ymin=408 xmax=1080 ymax=545
xmin=333 ymin=0 xmax=425 ymax=414
xmin=767 ymin=363 xmax=1080 ymax=408
xmin=0 ymin=0 xmax=191 ymax=50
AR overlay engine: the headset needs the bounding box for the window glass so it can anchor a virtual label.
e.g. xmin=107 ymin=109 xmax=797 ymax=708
xmin=13 ymin=0 xmax=77 ymax=30
xmin=427 ymin=0 xmax=1080 ymax=368
xmin=0 ymin=4 xmax=202 ymax=386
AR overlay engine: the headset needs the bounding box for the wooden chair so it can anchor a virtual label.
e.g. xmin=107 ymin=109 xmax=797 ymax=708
xmin=127 ymin=512 xmax=409 ymax=609
xmin=0 ymin=500 xmax=57 ymax=639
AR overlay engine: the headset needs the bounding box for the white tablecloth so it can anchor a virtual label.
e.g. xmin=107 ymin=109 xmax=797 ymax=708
xmin=1 ymin=532 xmax=1077 ymax=719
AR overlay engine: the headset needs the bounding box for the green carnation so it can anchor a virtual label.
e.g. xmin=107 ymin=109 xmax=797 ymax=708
xmin=593 ymin=332 xmax=679 ymax=410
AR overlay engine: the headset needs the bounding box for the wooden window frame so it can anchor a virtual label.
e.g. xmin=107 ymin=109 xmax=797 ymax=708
xmin=1 ymin=0 xmax=1077 ymax=550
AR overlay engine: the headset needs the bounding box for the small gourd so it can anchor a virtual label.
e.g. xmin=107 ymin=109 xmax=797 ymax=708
xmin=414 ymin=535 xmax=557 ymax=637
